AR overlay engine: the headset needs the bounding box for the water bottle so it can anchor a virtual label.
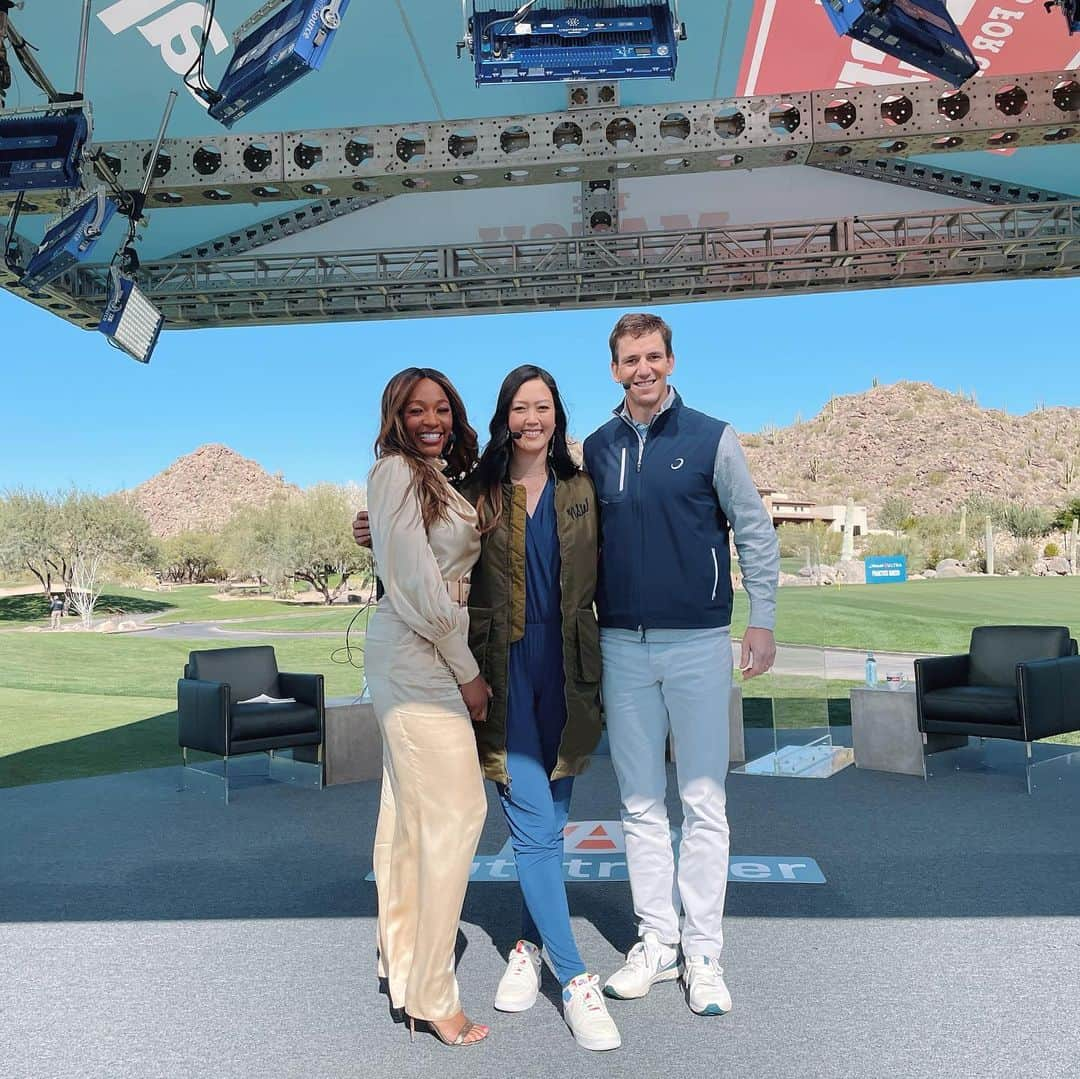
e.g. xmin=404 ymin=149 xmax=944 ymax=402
xmin=865 ymin=651 xmax=877 ymax=687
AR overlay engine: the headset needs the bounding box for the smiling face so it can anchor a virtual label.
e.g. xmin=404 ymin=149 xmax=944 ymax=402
xmin=402 ymin=377 xmax=454 ymax=459
xmin=611 ymin=329 xmax=675 ymax=419
xmin=508 ymin=377 xmax=556 ymax=455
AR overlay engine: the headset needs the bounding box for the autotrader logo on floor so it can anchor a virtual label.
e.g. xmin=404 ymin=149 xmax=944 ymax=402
xmin=367 ymin=821 xmax=826 ymax=885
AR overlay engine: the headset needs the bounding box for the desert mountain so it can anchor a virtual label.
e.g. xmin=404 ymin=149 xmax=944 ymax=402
xmin=741 ymin=381 xmax=1080 ymax=523
xmin=127 ymin=384 xmax=1079 ymax=535
xmin=129 ymin=443 xmax=298 ymax=538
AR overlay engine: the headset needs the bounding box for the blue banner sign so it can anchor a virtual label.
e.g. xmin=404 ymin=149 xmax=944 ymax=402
xmin=865 ymin=555 xmax=908 ymax=584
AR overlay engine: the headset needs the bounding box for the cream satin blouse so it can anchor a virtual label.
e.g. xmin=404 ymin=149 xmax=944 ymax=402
xmin=366 ymin=453 xmax=481 ymax=684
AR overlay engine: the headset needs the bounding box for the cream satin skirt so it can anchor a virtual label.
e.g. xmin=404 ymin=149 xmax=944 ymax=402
xmin=366 ymin=605 xmax=487 ymax=1021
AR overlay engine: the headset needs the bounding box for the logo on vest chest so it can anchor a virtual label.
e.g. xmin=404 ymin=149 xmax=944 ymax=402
xmin=566 ymin=502 xmax=590 ymax=520
xmin=671 ymin=458 xmax=685 ymax=470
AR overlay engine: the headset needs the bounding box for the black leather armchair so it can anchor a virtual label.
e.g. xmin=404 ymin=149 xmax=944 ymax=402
xmin=178 ymin=645 xmax=325 ymax=798
xmin=915 ymin=625 xmax=1080 ymax=789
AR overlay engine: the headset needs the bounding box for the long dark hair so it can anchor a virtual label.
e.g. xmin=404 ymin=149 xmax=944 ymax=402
xmin=474 ymin=365 xmax=577 ymax=533
xmin=374 ymin=367 xmax=479 ymax=528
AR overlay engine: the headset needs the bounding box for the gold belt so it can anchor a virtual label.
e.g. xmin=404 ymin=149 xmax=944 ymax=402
xmin=443 ymin=577 xmax=471 ymax=607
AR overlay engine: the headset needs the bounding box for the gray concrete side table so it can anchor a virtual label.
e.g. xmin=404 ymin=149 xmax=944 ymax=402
xmin=324 ymin=696 xmax=383 ymax=785
xmin=850 ymin=685 xmax=926 ymax=777
xmin=850 ymin=685 xmax=968 ymax=777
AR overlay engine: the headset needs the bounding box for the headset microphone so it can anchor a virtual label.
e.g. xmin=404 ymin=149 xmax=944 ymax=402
xmin=509 ymin=430 xmax=524 ymax=440
xmin=621 ymin=378 xmax=635 ymax=390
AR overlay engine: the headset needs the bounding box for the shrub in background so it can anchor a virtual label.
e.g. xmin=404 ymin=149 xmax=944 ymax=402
xmin=1001 ymin=541 xmax=1038 ymax=576
xmin=776 ymin=521 xmax=842 ymax=564
xmin=863 ymin=532 xmax=928 ymax=572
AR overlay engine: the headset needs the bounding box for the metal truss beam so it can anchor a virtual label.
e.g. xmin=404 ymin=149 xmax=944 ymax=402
xmin=4 ymin=70 xmax=1078 ymax=215
xmin=65 ymin=201 xmax=1080 ymax=329
xmin=163 ymin=192 xmax=390 ymax=260
xmin=811 ymin=157 xmax=1078 ymax=206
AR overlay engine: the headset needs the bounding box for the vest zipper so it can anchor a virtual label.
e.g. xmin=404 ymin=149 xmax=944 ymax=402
xmin=711 ymin=546 xmax=719 ymax=602
xmin=616 ymin=408 xmax=658 ymax=637
xmin=618 ymin=447 xmax=627 ymax=493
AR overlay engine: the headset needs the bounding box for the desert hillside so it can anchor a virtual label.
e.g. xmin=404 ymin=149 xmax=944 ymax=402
xmin=126 ymin=384 xmax=1079 ymax=535
xmin=128 ymin=444 xmax=298 ymax=537
xmin=740 ymin=381 xmax=1079 ymax=523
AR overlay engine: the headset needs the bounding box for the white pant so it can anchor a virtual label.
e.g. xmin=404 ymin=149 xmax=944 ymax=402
xmin=601 ymin=629 xmax=732 ymax=959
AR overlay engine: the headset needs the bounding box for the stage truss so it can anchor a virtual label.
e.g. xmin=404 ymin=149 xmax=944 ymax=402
xmin=2 ymin=69 xmax=1078 ymax=330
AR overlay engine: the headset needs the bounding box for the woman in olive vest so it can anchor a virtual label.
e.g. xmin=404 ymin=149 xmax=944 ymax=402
xmin=459 ymin=365 xmax=620 ymax=1053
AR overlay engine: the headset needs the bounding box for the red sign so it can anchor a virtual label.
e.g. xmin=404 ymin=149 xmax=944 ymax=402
xmin=737 ymin=0 xmax=1080 ymax=96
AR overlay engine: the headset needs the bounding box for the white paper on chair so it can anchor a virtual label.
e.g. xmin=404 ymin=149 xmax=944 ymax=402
xmin=237 ymin=693 xmax=297 ymax=704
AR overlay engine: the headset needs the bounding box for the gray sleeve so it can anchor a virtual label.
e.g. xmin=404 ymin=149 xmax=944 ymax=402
xmin=713 ymin=425 xmax=780 ymax=631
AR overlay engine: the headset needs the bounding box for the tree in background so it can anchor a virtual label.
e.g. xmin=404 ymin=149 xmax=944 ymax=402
xmin=159 ymin=531 xmax=224 ymax=583
xmin=68 ymin=553 xmax=106 ymax=629
xmin=283 ymin=483 xmax=371 ymax=604
xmin=222 ymin=484 xmax=371 ymax=604
xmin=776 ymin=521 xmax=842 ymax=565
xmin=877 ymin=495 xmax=914 ymax=535
xmin=221 ymin=497 xmax=292 ymax=592
xmin=0 ymin=488 xmax=156 ymax=602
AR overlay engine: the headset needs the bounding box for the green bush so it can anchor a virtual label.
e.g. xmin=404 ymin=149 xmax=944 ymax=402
xmin=911 ymin=513 xmax=971 ymax=567
xmin=863 ymin=532 xmax=928 ymax=572
xmin=1051 ymin=498 xmax=1080 ymax=532
xmin=1044 ymin=542 xmax=1060 ymax=558
xmin=1001 ymin=541 xmax=1038 ymax=576
xmin=1002 ymin=504 xmax=1053 ymax=540
xmin=878 ymin=495 xmax=913 ymax=533
xmin=964 ymin=494 xmax=1010 ymax=527
xmin=776 ymin=522 xmax=842 ymax=563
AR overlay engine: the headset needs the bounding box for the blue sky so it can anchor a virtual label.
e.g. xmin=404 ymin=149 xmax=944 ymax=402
xmin=1 ymin=276 xmax=1077 ymax=494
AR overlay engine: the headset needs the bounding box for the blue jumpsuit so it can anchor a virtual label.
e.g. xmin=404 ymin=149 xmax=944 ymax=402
xmin=499 ymin=474 xmax=586 ymax=987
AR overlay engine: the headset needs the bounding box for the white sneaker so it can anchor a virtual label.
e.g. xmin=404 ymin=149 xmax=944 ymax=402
xmin=562 ymin=974 xmax=621 ymax=1051
xmin=493 ymin=940 xmax=541 ymax=1012
xmin=602 ymin=932 xmax=680 ymax=1000
xmin=683 ymin=955 xmax=732 ymax=1016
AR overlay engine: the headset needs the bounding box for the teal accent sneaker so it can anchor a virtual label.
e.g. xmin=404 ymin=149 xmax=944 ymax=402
xmin=682 ymin=955 xmax=732 ymax=1016
xmin=602 ymin=932 xmax=680 ymax=1000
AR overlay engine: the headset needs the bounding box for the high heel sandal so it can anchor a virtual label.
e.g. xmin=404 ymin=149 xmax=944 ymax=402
xmin=407 ymin=1013 xmax=490 ymax=1047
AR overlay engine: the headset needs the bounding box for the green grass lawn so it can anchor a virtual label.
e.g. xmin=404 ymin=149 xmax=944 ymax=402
xmin=234 ymin=607 xmax=374 ymax=632
xmin=731 ymin=575 xmax=1080 ymax=654
xmin=0 ymin=584 xmax=361 ymax=627
xmin=0 ymin=628 xmax=850 ymax=787
xmin=0 ymin=632 xmax=367 ymax=788
xmin=3 ymin=574 xmax=1078 ymax=787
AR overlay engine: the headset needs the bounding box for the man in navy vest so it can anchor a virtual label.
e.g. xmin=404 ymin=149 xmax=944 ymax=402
xmin=584 ymin=312 xmax=779 ymax=1017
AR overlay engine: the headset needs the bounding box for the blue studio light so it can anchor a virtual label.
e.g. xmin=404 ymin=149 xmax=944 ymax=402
xmin=98 ymin=268 xmax=163 ymax=365
xmin=20 ymin=190 xmax=117 ymax=291
xmin=0 ymin=105 xmax=89 ymax=193
xmin=466 ymin=2 xmax=682 ymax=85
xmin=206 ymin=0 xmax=349 ymax=128
xmin=822 ymin=0 xmax=978 ymax=87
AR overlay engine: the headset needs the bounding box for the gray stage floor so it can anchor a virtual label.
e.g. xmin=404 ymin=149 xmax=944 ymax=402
xmin=3 ymin=744 xmax=1080 ymax=1079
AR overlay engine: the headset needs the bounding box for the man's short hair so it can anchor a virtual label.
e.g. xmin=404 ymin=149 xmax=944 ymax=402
xmin=609 ymin=312 xmax=673 ymax=362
